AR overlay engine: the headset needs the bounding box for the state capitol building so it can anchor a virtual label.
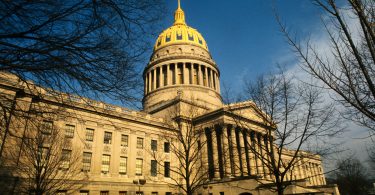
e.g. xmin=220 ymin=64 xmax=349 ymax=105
xmin=0 ymin=1 xmax=340 ymax=195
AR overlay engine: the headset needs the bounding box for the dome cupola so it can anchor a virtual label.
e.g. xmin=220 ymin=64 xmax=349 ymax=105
xmin=143 ymin=0 xmax=222 ymax=113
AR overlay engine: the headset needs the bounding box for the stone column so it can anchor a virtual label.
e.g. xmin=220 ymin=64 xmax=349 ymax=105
xmin=247 ymin=130 xmax=255 ymax=175
xmin=205 ymin=128 xmax=215 ymax=180
xmin=297 ymin=160 xmax=304 ymax=179
xmin=313 ymin=163 xmax=319 ymax=185
xmin=216 ymin=73 xmax=220 ymax=93
xmin=152 ymin=68 xmax=156 ymax=90
xmin=232 ymin=127 xmax=240 ymax=176
xmin=259 ymin=134 xmax=269 ymax=179
xmin=174 ymin=63 xmax=178 ymax=85
xmin=189 ymin=63 xmax=193 ymax=84
xmin=308 ymin=163 xmax=314 ymax=185
xmin=255 ymin=133 xmax=264 ymax=177
xmin=263 ymin=135 xmax=271 ymax=180
xmin=238 ymin=128 xmax=247 ymax=176
xmin=197 ymin=64 xmax=202 ymax=86
xmin=215 ymin=125 xmax=224 ymax=179
xmin=200 ymin=128 xmax=209 ymax=176
xmin=160 ymin=66 xmax=164 ymax=88
xmin=227 ymin=126 xmax=235 ymax=177
xmin=242 ymin=130 xmax=251 ymax=176
xmin=183 ymin=63 xmax=188 ymax=84
xmin=222 ymin=125 xmax=231 ymax=177
xmin=204 ymin=66 xmax=208 ymax=87
xmin=210 ymin=69 xmax=214 ymax=89
xmin=211 ymin=127 xmax=219 ymax=179
xmin=145 ymin=73 xmax=148 ymax=93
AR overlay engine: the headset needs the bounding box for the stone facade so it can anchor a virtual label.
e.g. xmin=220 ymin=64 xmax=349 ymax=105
xmin=0 ymin=1 xmax=340 ymax=195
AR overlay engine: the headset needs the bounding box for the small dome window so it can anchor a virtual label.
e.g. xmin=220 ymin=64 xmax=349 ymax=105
xmin=188 ymin=34 xmax=194 ymax=41
xmin=166 ymin=50 xmax=169 ymax=54
xmin=198 ymin=38 xmax=203 ymax=45
xmin=176 ymin=33 xmax=183 ymax=40
xmin=157 ymin=39 xmax=161 ymax=46
xmin=166 ymin=34 xmax=171 ymax=42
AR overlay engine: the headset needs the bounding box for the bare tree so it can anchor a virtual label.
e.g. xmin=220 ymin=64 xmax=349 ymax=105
xmin=368 ymin=143 xmax=375 ymax=173
xmin=0 ymin=80 xmax=88 ymax=194
xmin=226 ymin=69 xmax=342 ymax=195
xmin=16 ymin=118 xmax=85 ymax=194
xmin=278 ymin=0 xmax=375 ymax=131
xmin=0 ymin=0 xmax=165 ymax=105
xmin=149 ymin=100 xmax=209 ymax=195
xmin=330 ymin=156 xmax=372 ymax=195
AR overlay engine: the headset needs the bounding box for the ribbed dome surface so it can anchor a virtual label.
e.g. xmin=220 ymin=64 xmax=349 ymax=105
xmin=153 ymin=1 xmax=208 ymax=51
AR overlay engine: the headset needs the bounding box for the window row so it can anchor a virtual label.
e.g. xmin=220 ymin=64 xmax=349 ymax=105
xmin=42 ymin=122 xmax=171 ymax=152
xmin=79 ymin=191 xmax=173 ymax=195
xmin=82 ymin=153 xmax=170 ymax=177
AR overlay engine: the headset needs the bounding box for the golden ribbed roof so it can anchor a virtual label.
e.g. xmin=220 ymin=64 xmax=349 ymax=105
xmin=153 ymin=0 xmax=208 ymax=51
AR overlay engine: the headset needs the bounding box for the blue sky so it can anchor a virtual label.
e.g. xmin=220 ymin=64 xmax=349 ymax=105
xmin=156 ymin=0 xmax=323 ymax=94
xmin=148 ymin=1 xmax=373 ymax=168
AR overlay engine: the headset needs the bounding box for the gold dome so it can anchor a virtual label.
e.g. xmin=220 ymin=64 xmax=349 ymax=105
xmin=153 ymin=0 xmax=208 ymax=51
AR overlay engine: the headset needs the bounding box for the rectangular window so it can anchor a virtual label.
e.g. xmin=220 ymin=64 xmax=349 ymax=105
xmin=41 ymin=121 xmax=53 ymax=135
xmin=80 ymin=191 xmax=89 ymax=195
xmin=136 ymin=158 xmax=143 ymax=176
xmin=60 ymin=149 xmax=71 ymax=169
xmin=164 ymin=142 xmax=170 ymax=153
xmin=101 ymin=154 xmax=111 ymax=173
xmin=151 ymin=140 xmax=157 ymax=151
xmin=104 ymin=131 xmax=112 ymax=144
xmin=65 ymin=124 xmax=75 ymax=138
xmin=121 ymin=134 xmax=128 ymax=147
xmin=82 ymin=152 xmax=92 ymax=172
xmin=152 ymin=192 xmax=158 ymax=195
xmin=119 ymin=157 xmax=127 ymax=175
xmin=136 ymin=192 xmax=144 ymax=195
xmin=166 ymin=192 xmax=172 ymax=195
xmin=100 ymin=191 xmax=109 ymax=195
xmin=119 ymin=192 xmax=127 ymax=195
xmin=151 ymin=160 xmax=157 ymax=176
xmin=85 ymin=128 xmax=94 ymax=141
xmin=164 ymin=161 xmax=170 ymax=177
xmin=137 ymin=137 xmax=144 ymax=149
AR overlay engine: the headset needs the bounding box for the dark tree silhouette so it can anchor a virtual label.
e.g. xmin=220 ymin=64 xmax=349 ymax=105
xmin=0 ymin=0 xmax=165 ymax=105
xmin=331 ymin=157 xmax=372 ymax=195
xmin=278 ymin=0 xmax=375 ymax=131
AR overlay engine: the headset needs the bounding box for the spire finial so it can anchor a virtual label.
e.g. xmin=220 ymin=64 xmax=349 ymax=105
xmin=174 ymin=0 xmax=186 ymax=25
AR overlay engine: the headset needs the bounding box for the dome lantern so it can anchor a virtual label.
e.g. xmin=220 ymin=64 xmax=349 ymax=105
xmin=174 ymin=0 xmax=186 ymax=25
